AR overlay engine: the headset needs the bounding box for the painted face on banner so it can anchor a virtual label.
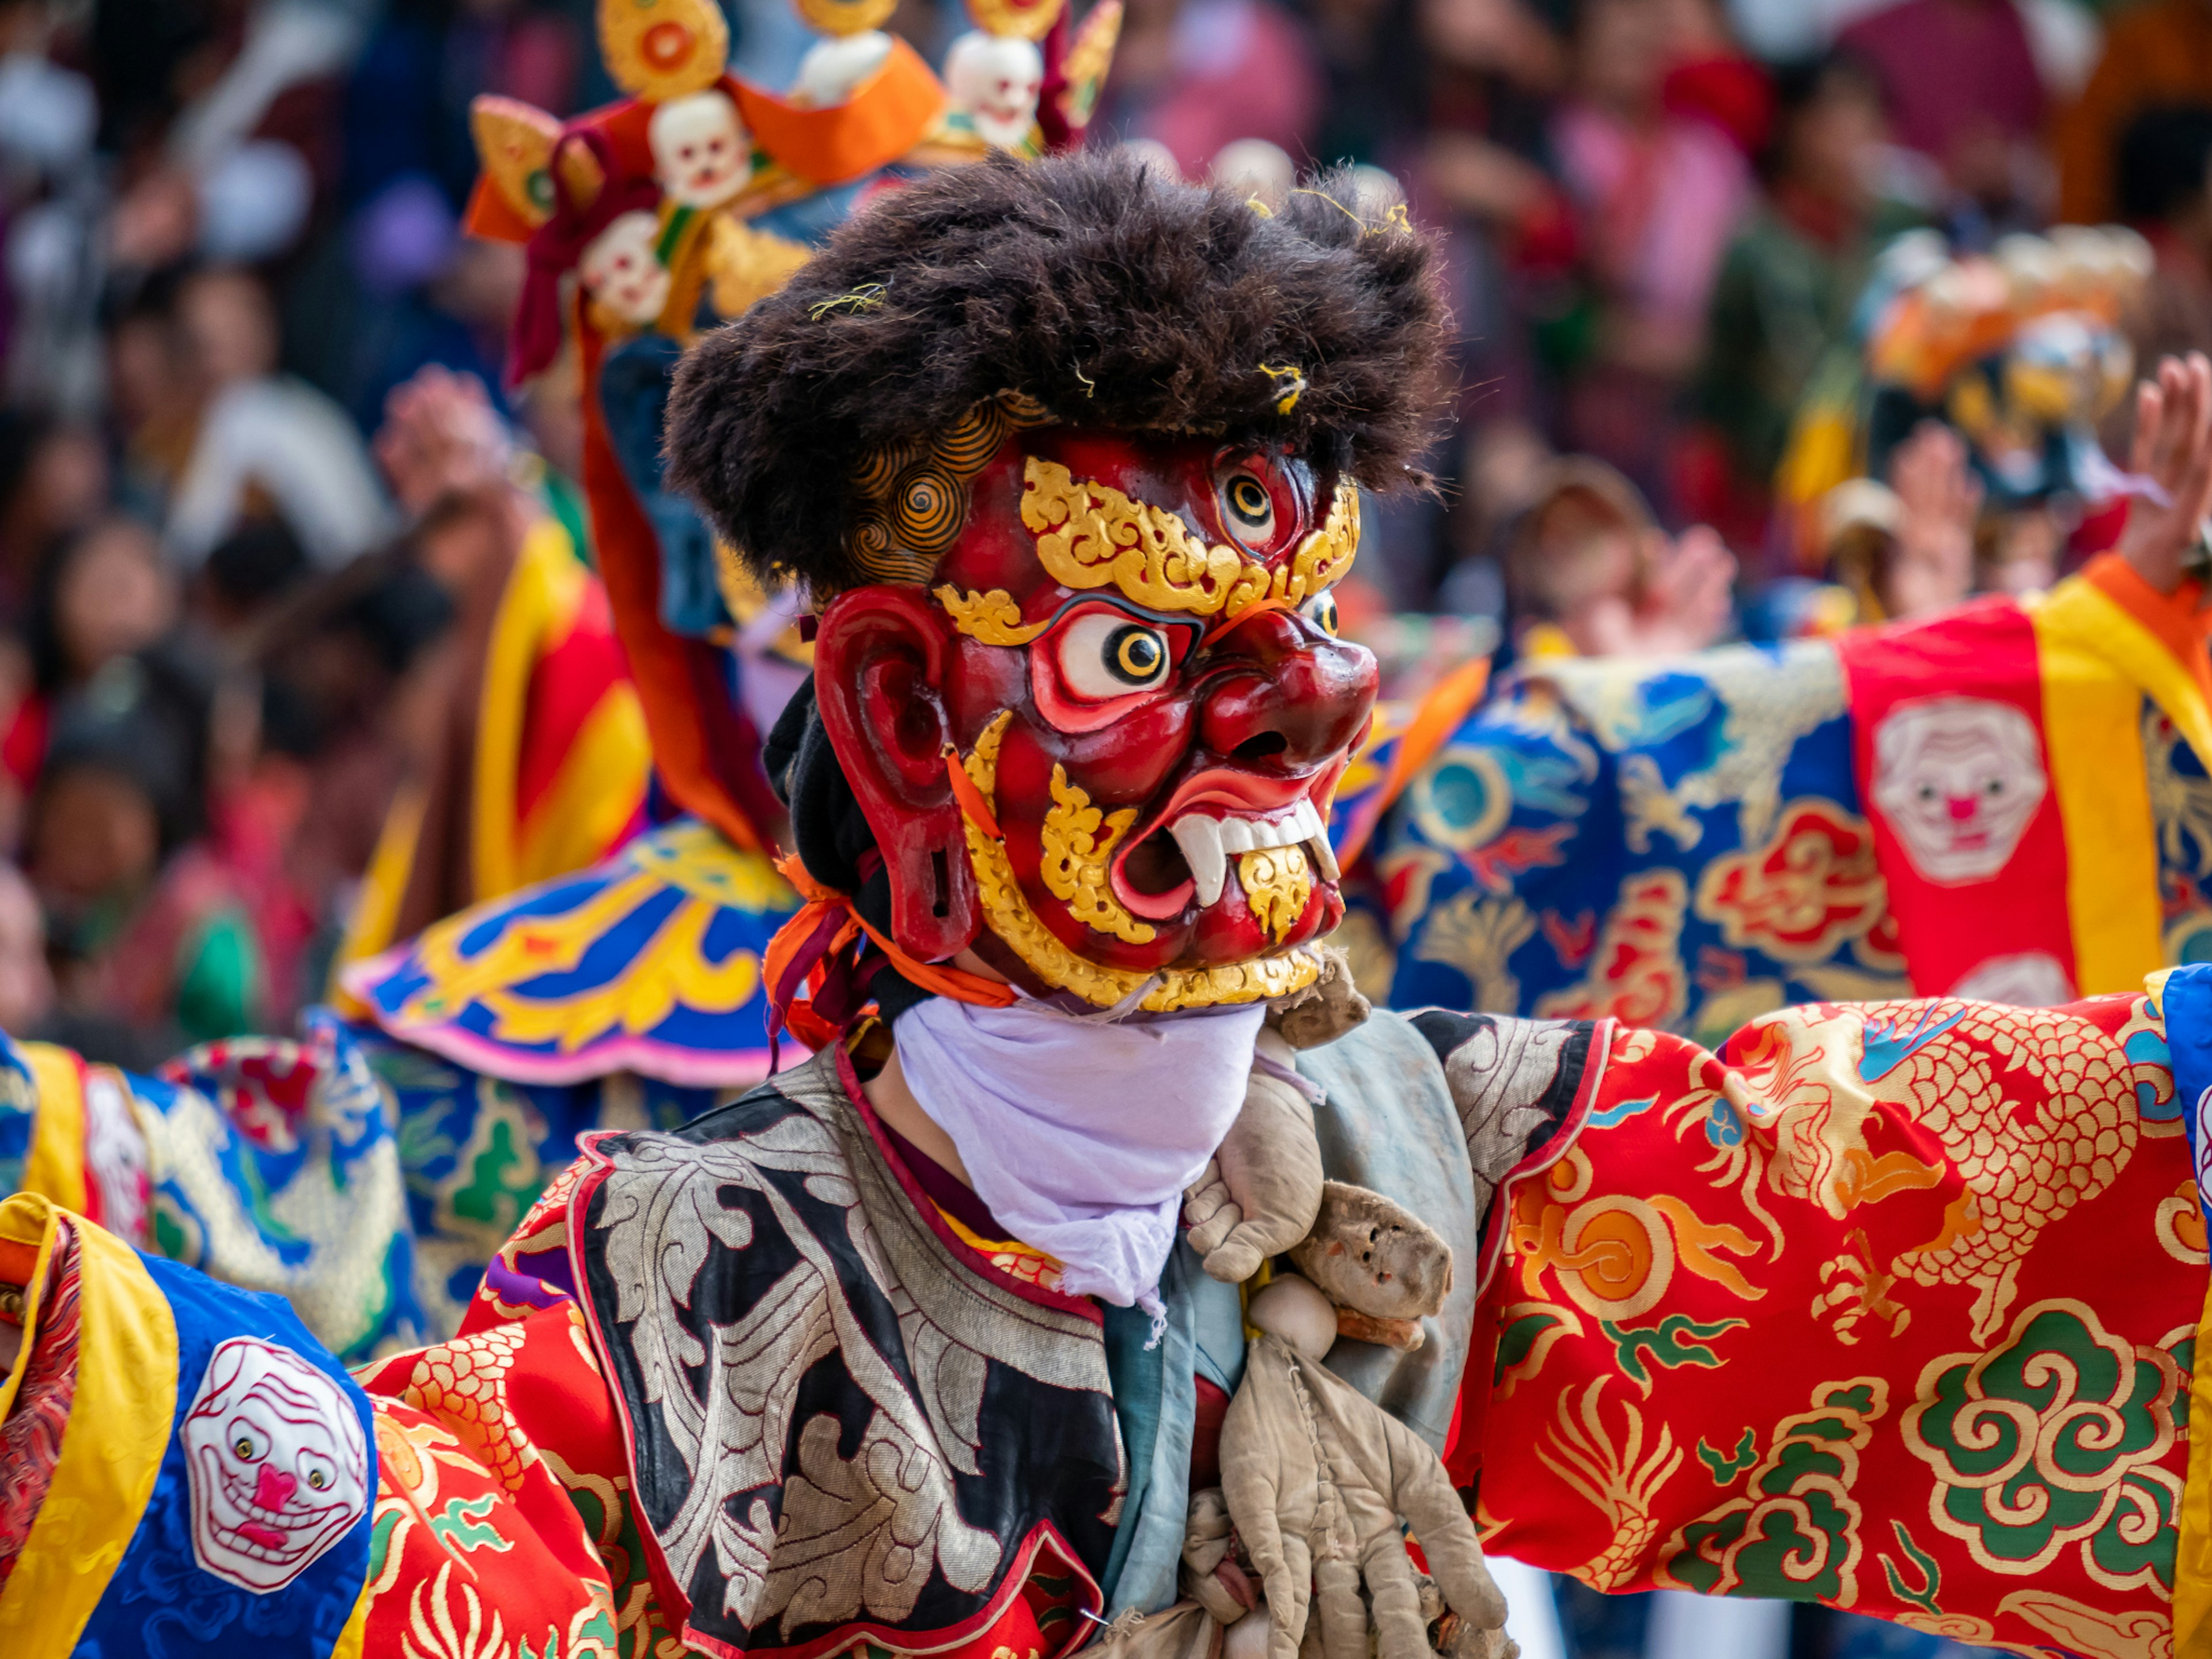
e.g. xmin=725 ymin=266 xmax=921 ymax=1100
xmin=181 ymin=1336 xmax=368 ymax=1593
xmin=813 ymin=406 xmax=1376 ymax=1010
xmin=1871 ymin=696 xmax=2047 ymax=885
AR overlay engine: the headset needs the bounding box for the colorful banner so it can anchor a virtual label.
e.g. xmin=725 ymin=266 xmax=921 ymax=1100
xmin=1835 ymin=596 xmax=2076 ymax=1001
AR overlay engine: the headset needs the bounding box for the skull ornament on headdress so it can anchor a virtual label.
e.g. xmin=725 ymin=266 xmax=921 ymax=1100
xmin=181 ymin=1336 xmax=369 ymax=1593
xmin=667 ymin=153 xmax=1446 ymax=1020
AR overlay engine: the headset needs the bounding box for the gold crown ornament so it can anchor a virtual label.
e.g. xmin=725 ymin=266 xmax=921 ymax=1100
xmin=600 ymin=0 xmax=730 ymax=101
xmin=964 ymin=0 xmax=1064 ymax=40
xmin=793 ymin=0 xmax=898 ymax=36
xmin=471 ymin=97 xmax=564 ymax=228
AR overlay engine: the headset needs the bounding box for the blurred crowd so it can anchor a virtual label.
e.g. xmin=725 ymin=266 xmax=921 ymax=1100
xmin=0 ymin=0 xmax=2199 ymax=1109
xmin=0 ymin=0 xmax=2198 ymax=1653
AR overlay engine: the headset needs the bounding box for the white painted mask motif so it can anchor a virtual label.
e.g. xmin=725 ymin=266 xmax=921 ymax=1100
xmin=182 ymin=1336 xmax=369 ymax=1593
xmin=579 ymin=210 xmax=672 ymax=326
xmin=649 ymin=90 xmax=750 ymax=209
xmin=944 ymin=31 xmax=1044 ymax=151
xmin=1870 ymin=696 xmax=2047 ymax=884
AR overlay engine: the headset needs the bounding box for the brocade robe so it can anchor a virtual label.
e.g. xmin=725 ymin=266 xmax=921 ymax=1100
xmin=4 ymin=984 xmax=2209 ymax=1657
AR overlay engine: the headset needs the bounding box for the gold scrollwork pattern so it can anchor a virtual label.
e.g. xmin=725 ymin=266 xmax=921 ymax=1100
xmin=1040 ymin=764 xmax=1154 ymax=944
xmin=960 ymin=711 xmax=1322 ymax=1008
xmin=1236 ymin=846 xmax=1313 ymax=942
xmin=933 ymin=586 xmax=1051 ymax=646
xmin=1020 ymin=457 xmax=1358 ymax=622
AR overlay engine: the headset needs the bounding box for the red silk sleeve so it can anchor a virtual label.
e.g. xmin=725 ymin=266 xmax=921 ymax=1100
xmin=1466 ymin=991 xmax=2202 ymax=1653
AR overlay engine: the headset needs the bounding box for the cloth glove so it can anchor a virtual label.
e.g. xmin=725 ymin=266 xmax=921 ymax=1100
xmin=1221 ymin=1333 xmax=1509 ymax=1659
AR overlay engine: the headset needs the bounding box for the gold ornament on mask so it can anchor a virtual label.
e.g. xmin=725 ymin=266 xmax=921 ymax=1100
xmin=471 ymin=97 xmax=562 ymax=228
xmin=706 ymin=217 xmax=813 ymax=318
xmin=1055 ymin=0 xmax=1121 ymax=128
xmin=1236 ymin=845 xmax=1313 ymax=943
xmin=1040 ymin=765 xmax=1154 ymax=944
xmin=1020 ymin=457 xmax=1359 ymax=622
xmin=960 ymin=713 xmax=1324 ymax=1007
xmin=599 ymin=0 xmax=729 ymax=101
xmin=965 ymin=0 xmax=1063 ymax=40
xmin=933 ymin=586 xmax=1050 ymax=645
xmin=795 ymin=0 xmax=897 ymax=36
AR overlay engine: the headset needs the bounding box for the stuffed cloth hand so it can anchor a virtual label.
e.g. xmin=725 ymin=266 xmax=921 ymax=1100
xmin=1182 ymin=1055 xmax=1324 ymax=1283
xmin=1221 ymin=1334 xmax=1507 ymax=1659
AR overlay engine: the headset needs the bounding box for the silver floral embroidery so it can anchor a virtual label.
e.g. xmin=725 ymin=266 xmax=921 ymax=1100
xmin=592 ymin=1051 xmax=1111 ymax=1634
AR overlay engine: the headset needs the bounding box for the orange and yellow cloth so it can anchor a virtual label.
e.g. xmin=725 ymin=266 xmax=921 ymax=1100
xmin=336 ymin=517 xmax=650 ymax=976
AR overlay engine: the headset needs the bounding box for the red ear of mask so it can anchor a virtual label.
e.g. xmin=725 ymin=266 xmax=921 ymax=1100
xmin=812 ymin=586 xmax=982 ymax=963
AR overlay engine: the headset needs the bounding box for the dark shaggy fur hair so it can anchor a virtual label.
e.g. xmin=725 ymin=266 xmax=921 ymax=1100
xmin=664 ymin=150 xmax=1452 ymax=594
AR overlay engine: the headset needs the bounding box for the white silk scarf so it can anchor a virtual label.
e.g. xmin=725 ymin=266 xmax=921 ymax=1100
xmin=892 ymin=987 xmax=1265 ymax=1317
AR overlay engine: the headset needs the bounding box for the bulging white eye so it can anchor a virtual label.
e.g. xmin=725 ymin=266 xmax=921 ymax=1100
xmin=298 ymin=1449 xmax=337 ymax=1493
xmin=1056 ymin=611 xmax=1173 ymax=699
xmin=1220 ymin=469 xmax=1276 ymax=542
xmin=1301 ymin=589 xmax=1339 ymax=636
xmin=229 ymin=1419 xmax=268 ymax=1462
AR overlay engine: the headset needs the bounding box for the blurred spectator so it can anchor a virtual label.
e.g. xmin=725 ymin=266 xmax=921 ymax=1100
xmin=343 ymin=0 xmax=579 ymax=216
xmin=194 ymin=516 xmax=312 ymax=639
xmin=1305 ymin=0 xmax=1425 ymax=168
xmin=0 ymin=411 xmax=108 ymax=612
xmin=29 ymin=514 xmax=177 ymax=697
xmin=1412 ymin=0 xmax=1570 ymax=477
xmin=1499 ymin=456 xmax=1738 ymax=656
xmin=1440 ymin=415 xmax=1554 ymax=618
xmin=2055 ymin=0 xmax=2212 ymax=227
xmin=1098 ymin=0 xmax=1324 ymax=177
xmin=0 ymin=512 xmax=176 ymax=861
xmin=105 ymin=272 xmax=206 ymax=514
xmin=1696 ymin=50 xmax=1921 ymax=535
xmin=164 ymin=264 xmax=393 ymax=567
xmin=1418 ymin=0 xmax=1565 ymax=231
xmin=1820 ymin=419 xmax=1979 ymax=622
xmin=1839 ymin=0 xmax=2047 ymax=229
xmin=25 ymin=646 xmax=266 ymax=1052
xmin=1550 ymin=0 xmax=1751 ymax=504
xmin=0 ymin=859 xmax=52 ymax=1035
xmin=2114 ymin=103 xmax=2212 ymax=378
xmin=1656 ymin=0 xmax=1772 ymax=159
xmin=265 ymin=558 xmax=451 ymax=993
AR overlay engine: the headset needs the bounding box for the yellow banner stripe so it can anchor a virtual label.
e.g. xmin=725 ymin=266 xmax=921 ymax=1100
xmin=18 ymin=1042 xmax=86 ymax=1215
xmin=2028 ymin=577 xmax=2212 ymax=995
xmin=0 ymin=1194 xmax=176 ymax=1649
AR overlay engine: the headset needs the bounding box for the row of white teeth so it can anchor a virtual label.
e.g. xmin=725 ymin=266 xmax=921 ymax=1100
xmin=1166 ymin=798 xmax=1339 ymax=906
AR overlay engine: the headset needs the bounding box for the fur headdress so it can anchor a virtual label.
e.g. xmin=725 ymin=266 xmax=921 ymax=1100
xmin=665 ymin=149 xmax=1452 ymax=596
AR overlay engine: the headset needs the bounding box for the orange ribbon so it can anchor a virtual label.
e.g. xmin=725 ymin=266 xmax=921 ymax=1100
xmin=763 ymin=844 xmax=1016 ymax=1054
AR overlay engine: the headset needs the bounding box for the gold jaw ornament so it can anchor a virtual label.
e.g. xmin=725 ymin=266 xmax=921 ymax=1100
xmin=962 ymin=712 xmax=1326 ymax=1009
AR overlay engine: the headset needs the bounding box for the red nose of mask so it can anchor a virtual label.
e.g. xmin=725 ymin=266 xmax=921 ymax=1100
xmin=255 ymin=1464 xmax=298 ymax=1510
xmin=1946 ymin=796 xmax=1979 ymax=821
xmin=1196 ymin=610 xmax=1377 ymax=771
